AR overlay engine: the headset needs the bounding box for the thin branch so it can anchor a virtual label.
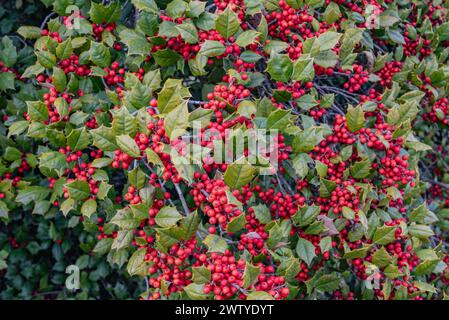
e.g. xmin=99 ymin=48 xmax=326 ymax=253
xmin=188 ymin=100 xmax=208 ymax=105
xmin=174 ymin=183 xmax=190 ymax=215
xmin=40 ymin=12 xmax=57 ymax=29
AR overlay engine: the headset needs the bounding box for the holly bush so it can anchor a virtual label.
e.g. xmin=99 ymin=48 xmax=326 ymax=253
xmin=1 ymin=0 xmax=449 ymax=300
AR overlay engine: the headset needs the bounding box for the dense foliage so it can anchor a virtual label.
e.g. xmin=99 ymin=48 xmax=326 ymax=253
xmin=1 ymin=0 xmax=449 ymax=300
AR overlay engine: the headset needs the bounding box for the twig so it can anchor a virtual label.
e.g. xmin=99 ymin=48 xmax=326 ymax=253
xmin=174 ymin=183 xmax=190 ymax=215
xmin=277 ymin=172 xmax=295 ymax=195
xmin=144 ymin=276 xmax=150 ymax=300
xmin=40 ymin=12 xmax=57 ymax=29
xmin=141 ymin=161 xmax=176 ymax=207
xmin=188 ymin=100 xmax=208 ymax=105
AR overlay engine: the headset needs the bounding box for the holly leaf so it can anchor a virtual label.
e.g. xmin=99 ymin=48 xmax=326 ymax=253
xmin=215 ymin=5 xmax=240 ymax=39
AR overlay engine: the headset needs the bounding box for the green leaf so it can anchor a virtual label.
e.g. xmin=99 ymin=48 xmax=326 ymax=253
xmin=179 ymin=211 xmax=200 ymax=240
xmin=112 ymin=230 xmax=134 ymax=250
xmin=372 ymin=247 xmax=392 ymax=268
xmin=319 ymin=236 xmax=332 ymax=253
xmin=198 ymin=40 xmax=226 ymax=57
xmin=176 ymin=21 xmax=199 ymax=44
xmin=387 ymin=102 xmax=419 ymax=126
xmin=16 ymin=187 xmax=50 ymax=205
xmin=52 ymin=67 xmax=67 ymax=92
xmin=56 ymin=39 xmax=73 ymax=60
xmin=252 ymin=204 xmax=271 ymax=224
xmin=164 ymin=101 xmax=189 ymax=139
xmin=246 ymin=291 xmax=275 ymax=300
xmin=157 ymin=81 xmax=184 ymax=114
xmin=93 ymin=238 xmax=113 ymax=256
xmin=67 ymin=127 xmax=91 ymax=151
xmin=296 ymin=237 xmax=316 ymax=266
xmin=111 ymin=208 xmax=141 ymax=230
xmin=112 ymin=107 xmax=137 ymax=136
xmin=264 ymin=40 xmax=289 ymax=55
xmin=387 ymin=28 xmax=405 ymax=44
xmin=0 ymin=37 xmax=16 ymax=68
xmin=3 ymin=147 xmax=21 ymax=161
xmin=243 ymin=262 xmax=260 ymax=288
xmin=166 ymin=0 xmax=187 ymax=19
xmin=372 ymin=225 xmax=396 ymax=245
xmin=119 ymin=29 xmax=152 ymax=55
xmin=314 ymin=274 xmax=340 ymax=292
xmin=22 ymin=64 xmax=45 ymax=78
xmin=81 ymin=199 xmax=97 ymax=218
xmin=184 ymin=283 xmax=211 ymax=300
xmin=187 ymin=0 xmax=205 ymax=18
xmin=257 ymin=15 xmax=268 ymax=43
xmin=192 ymin=266 xmax=211 ymax=284
xmin=224 ymin=160 xmax=256 ymax=189
xmin=61 ymin=199 xmax=76 ymax=217
xmin=414 ymin=259 xmax=439 ymax=276
xmin=266 ymin=54 xmax=293 ymax=82
xmin=410 ymin=203 xmax=430 ymax=223
xmin=384 ymin=264 xmax=403 ymax=279
xmin=293 ymin=127 xmax=325 ymax=153
xmin=226 ymin=213 xmax=246 ymax=233
xmin=414 ymin=281 xmax=437 ymax=294
xmin=235 ymin=30 xmax=260 ymax=47
xmin=39 ymin=151 xmax=67 ymax=177
xmin=65 ymin=180 xmax=91 ymax=200
xmin=127 ymin=248 xmax=148 ymax=276
xmin=155 ymin=206 xmax=183 ymax=227
xmin=408 ymin=224 xmax=434 ymax=240
xmin=97 ymin=182 xmax=112 ymax=200
xmin=315 ymin=160 xmax=328 ymax=177
xmin=323 ymin=2 xmax=341 ymax=24
xmin=203 ymin=234 xmax=228 ymax=253
xmin=116 ymin=135 xmax=141 ymax=158
xmin=90 ymin=1 xmax=121 ymax=24
xmin=283 ymin=0 xmax=301 ymax=8
xmin=26 ymin=101 xmax=48 ymax=121
xmin=132 ymin=0 xmax=159 ymax=14
xmin=7 ymin=121 xmax=28 ymax=138
xmin=291 ymin=57 xmax=315 ymax=82
xmin=91 ymin=126 xmax=118 ymax=151
xmin=266 ymin=108 xmax=294 ymax=130
xmin=319 ymin=178 xmax=337 ymax=198
xmin=316 ymin=31 xmax=342 ymax=51
xmin=346 ymin=105 xmax=365 ymax=132
xmin=215 ymin=5 xmax=240 ymax=39
xmin=17 ymin=26 xmax=42 ymax=39
xmin=0 ymin=201 xmax=8 ymax=219
xmin=294 ymin=205 xmax=321 ymax=227
xmin=90 ymin=41 xmax=110 ymax=68
xmin=350 ymin=159 xmax=371 ymax=179
xmin=153 ymin=49 xmax=182 ymax=67
xmin=143 ymin=69 xmax=162 ymax=92
xmin=342 ymin=206 xmax=355 ymax=220
xmin=0 ymin=71 xmax=16 ymax=91
xmin=36 ymin=50 xmax=56 ymax=69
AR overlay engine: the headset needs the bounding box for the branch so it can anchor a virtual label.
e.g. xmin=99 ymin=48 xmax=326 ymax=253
xmin=174 ymin=183 xmax=190 ymax=215
xmin=40 ymin=12 xmax=57 ymax=29
xmin=188 ymin=100 xmax=208 ymax=105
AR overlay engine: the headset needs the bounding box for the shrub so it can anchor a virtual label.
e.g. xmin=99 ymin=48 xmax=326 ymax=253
xmin=1 ymin=0 xmax=449 ymax=300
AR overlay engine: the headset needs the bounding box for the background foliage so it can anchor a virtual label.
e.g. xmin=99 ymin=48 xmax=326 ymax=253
xmin=1 ymin=0 xmax=449 ymax=300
